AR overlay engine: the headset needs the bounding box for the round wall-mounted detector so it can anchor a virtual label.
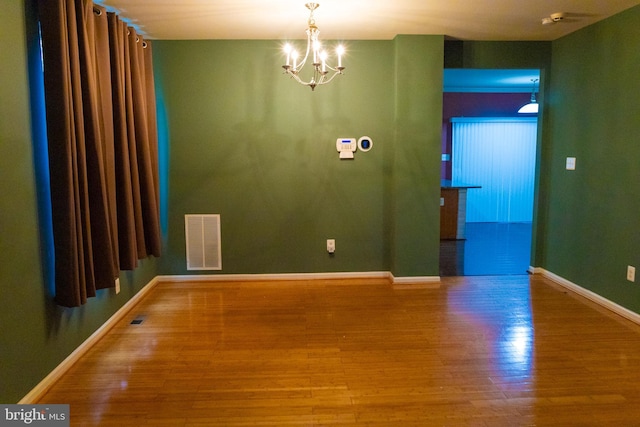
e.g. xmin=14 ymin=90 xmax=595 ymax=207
xmin=550 ymin=12 xmax=566 ymax=22
xmin=358 ymin=136 xmax=373 ymax=152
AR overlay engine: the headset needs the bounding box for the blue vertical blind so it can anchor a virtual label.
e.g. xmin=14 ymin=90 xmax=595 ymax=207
xmin=452 ymin=118 xmax=537 ymax=223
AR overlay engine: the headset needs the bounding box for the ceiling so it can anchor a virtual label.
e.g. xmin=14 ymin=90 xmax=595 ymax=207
xmin=95 ymin=0 xmax=640 ymax=41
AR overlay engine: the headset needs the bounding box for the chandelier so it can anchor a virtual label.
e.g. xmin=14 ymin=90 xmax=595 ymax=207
xmin=281 ymin=3 xmax=345 ymax=91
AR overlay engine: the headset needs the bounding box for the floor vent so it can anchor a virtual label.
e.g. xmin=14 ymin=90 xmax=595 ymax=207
xmin=185 ymin=214 xmax=222 ymax=270
xmin=130 ymin=315 xmax=145 ymax=325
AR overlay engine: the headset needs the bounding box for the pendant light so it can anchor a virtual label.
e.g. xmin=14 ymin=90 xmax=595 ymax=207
xmin=518 ymin=78 xmax=539 ymax=114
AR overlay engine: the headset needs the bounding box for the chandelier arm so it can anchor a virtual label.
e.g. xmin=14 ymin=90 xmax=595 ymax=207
xmin=284 ymin=68 xmax=342 ymax=90
xmin=287 ymin=71 xmax=316 ymax=89
xmin=322 ymin=64 xmax=343 ymax=73
xmin=296 ymin=33 xmax=313 ymax=71
xmin=288 ymin=72 xmax=307 ymax=86
xmin=316 ymin=70 xmax=342 ymax=86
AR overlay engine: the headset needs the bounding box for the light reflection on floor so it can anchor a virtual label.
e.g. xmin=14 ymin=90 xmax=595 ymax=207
xmin=446 ymin=277 xmax=534 ymax=382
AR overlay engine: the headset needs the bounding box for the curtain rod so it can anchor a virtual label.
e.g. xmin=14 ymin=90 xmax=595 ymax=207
xmin=94 ymin=6 xmax=147 ymax=47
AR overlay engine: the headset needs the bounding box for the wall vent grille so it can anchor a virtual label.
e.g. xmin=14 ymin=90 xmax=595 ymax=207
xmin=185 ymin=214 xmax=222 ymax=270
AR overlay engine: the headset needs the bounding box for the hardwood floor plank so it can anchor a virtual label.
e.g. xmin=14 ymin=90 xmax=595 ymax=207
xmin=36 ymin=275 xmax=640 ymax=426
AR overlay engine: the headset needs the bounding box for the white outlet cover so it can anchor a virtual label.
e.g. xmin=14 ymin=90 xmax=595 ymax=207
xmin=327 ymin=239 xmax=335 ymax=253
xmin=627 ymin=266 xmax=636 ymax=282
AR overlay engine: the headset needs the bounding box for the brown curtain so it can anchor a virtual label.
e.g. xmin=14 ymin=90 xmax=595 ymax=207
xmin=107 ymin=14 xmax=161 ymax=269
xmin=37 ymin=0 xmax=161 ymax=307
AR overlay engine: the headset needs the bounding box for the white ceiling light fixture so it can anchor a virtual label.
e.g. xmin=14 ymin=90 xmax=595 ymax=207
xmin=281 ymin=3 xmax=345 ymax=91
xmin=518 ymin=78 xmax=539 ymax=114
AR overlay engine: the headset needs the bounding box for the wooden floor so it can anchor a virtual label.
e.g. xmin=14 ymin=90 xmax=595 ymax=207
xmin=37 ymin=275 xmax=640 ymax=426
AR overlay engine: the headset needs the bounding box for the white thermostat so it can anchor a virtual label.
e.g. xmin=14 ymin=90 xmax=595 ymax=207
xmin=336 ymin=138 xmax=357 ymax=159
xmin=358 ymin=136 xmax=373 ymax=152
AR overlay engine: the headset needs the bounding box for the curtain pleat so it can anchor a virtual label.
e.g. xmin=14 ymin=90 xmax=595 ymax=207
xmin=129 ymin=31 xmax=161 ymax=257
xmin=121 ymin=27 xmax=146 ymax=259
xmin=144 ymin=43 xmax=161 ymax=233
xmin=77 ymin=1 xmax=118 ymax=292
xmin=93 ymin=5 xmax=120 ymax=275
xmin=38 ymin=0 xmax=161 ymax=307
xmin=108 ymin=15 xmax=138 ymax=269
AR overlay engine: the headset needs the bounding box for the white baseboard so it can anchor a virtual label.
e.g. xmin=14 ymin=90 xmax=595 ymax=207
xmin=157 ymin=271 xmax=441 ymax=287
xmin=533 ymin=268 xmax=640 ymax=326
xmin=19 ymin=277 xmax=160 ymax=404
xmin=390 ymin=275 xmax=441 ymax=286
xmin=528 ymin=265 xmax=542 ymax=274
xmin=157 ymin=271 xmax=391 ymax=283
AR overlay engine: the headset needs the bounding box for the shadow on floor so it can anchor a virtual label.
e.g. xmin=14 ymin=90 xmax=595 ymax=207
xmin=440 ymin=222 xmax=532 ymax=276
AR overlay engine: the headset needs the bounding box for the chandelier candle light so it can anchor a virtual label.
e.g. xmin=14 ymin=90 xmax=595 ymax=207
xmin=282 ymin=3 xmax=345 ymax=91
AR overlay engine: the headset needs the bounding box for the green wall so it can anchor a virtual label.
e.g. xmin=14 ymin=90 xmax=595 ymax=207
xmin=0 ymin=0 xmax=160 ymax=403
xmin=0 ymin=0 xmax=46 ymax=402
xmin=153 ymin=36 xmax=444 ymax=277
xmin=459 ymin=41 xmax=552 ymax=69
xmin=391 ymin=36 xmax=443 ymax=276
xmin=539 ymin=5 xmax=640 ymax=311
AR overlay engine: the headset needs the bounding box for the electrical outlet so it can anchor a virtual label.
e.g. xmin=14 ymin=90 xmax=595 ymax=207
xmin=115 ymin=278 xmax=121 ymax=294
xmin=627 ymin=266 xmax=636 ymax=282
xmin=327 ymin=239 xmax=335 ymax=254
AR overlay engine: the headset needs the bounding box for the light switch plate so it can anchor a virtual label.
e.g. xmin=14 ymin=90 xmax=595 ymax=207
xmin=566 ymin=157 xmax=576 ymax=170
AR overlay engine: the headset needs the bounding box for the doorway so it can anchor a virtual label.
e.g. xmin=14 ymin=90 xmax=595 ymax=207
xmin=440 ymin=69 xmax=540 ymax=276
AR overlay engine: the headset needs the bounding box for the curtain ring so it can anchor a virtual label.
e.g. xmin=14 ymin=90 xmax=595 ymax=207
xmin=93 ymin=7 xmax=102 ymax=16
xmin=142 ymin=41 xmax=148 ymax=48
